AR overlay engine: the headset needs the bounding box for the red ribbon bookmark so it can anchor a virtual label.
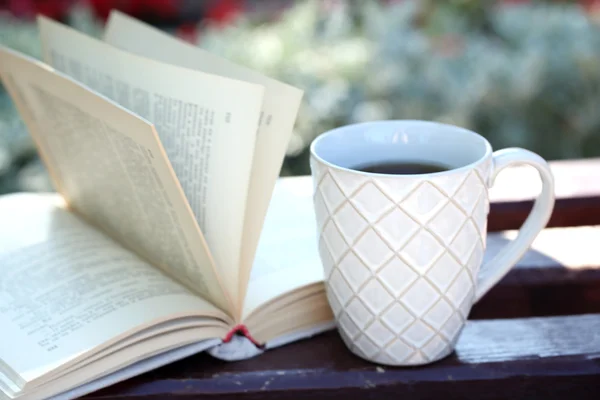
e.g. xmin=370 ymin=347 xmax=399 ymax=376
xmin=223 ymin=324 xmax=264 ymax=348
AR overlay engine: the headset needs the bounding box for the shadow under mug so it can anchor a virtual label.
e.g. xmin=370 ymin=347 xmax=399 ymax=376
xmin=309 ymin=120 xmax=555 ymax=366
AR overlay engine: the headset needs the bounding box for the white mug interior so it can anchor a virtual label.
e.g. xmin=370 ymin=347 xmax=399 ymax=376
xmin=310 ymin=120 xmax=492 ymax=175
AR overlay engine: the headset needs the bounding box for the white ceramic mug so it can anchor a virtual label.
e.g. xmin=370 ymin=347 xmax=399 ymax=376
xmin=309 ymin=120 xmax=555 ymax=366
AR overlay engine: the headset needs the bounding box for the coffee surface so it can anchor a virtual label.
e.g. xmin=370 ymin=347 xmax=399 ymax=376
xmin=354 ymin=161 xmax=450 ymax=175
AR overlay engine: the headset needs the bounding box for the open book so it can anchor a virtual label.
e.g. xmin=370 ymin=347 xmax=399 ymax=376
xmin=0 ymin=12 xmax=334 ymax=400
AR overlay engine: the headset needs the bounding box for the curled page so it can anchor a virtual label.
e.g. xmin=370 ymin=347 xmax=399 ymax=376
xmin=103 ymin=11 xmax=304 ymax=315
xmin=0 ymin=45 xmax=232 ymax=312
xmin=37 ymin=16 xmax=265 ymax=310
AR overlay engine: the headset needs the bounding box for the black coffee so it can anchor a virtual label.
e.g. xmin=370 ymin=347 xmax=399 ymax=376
xmin=354 ymin=161 xmax=450 ymax=175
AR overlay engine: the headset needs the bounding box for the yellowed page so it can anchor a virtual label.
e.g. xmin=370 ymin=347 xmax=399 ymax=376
xmin=0 ymin=192 xmax=227 ymax=389
xmin=0 ymin=45 xmax=231 ymax=312
xmin=38 ymin=16 xmax=265 ymax=311
xmin=104 ymin=10 xmax=304 ymax=314
xmin=242 ymin=177 xmax=325 ymax=319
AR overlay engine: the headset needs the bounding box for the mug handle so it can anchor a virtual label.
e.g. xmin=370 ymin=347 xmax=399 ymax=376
xmin=475 ymin=148 xmax=555 ymax=302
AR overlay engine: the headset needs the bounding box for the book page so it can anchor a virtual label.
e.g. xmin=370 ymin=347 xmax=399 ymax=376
xmin=242 ymin=177 xmax=325 ymax=319
xmin=0 ymin=46 xmax=231 ymax=312
xmin=0 ymin=193 xmax=227 ymax=386
xmin=40 ymin=339 xmax=221 ymax=400
xmin=104 ymin=11 xmax=304 ymax=314
xmin=37 ymin=16 xmax=266 ymax=310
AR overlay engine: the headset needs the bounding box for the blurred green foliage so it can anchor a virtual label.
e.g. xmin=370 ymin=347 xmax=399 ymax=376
xmin=1 ymin=0 xmax=600 ymax=191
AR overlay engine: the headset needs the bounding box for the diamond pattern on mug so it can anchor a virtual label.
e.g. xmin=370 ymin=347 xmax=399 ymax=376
xmin=375 ymin=176 xmax=419 ymax=203
xmin=365 ymin=320 xmax=395 ymax=347
xmin=338 ymin=251 xmax=372 ymax=292
xmin=333 ymin=202 xmax=369 ymax=245
xmin=407 ymin=352 xmax=427 ymax=365
xmin=330 ymin=168 xmax=367 ymax=197
xmin=449 ymin=220 xmax=479 ymax=265
xmin=458 ymin=287 xmax=474 ymax=319
xmin=329 ymin=269 xmax=353 ymax=307
xmin=431 ymin=172 xmax=467 ymax=197
xmin=374 ymin=207 xmax=420 ymax=251
xmin=475 ymin=159 xmax=492 ymax=187
xmin=423 ymin=298 xmax=454 ymax=330
xmin=385 ymin=338 xmax=413 ymax=362
xmin=355 ymin=334 xmax=379 ymax=359
xmin=401 ymin=229 xmax=445 ymax=273
xmin=403 ymin=320 xmax=436 ymax=348
xmin=427 ymin=201 xmax=467 ymax=245
xmin=353 ymin=229 xmax=394 ymax=270
xmin=318 ymin=237 xmax=335 ymax=277
xmin=440 ymin=312 xmax=464 ymax=341
xmin=373 ymin=351 xmax=396 ymax=366
xmin=310 ymin=158 xmax=325 ymax=187
xmin=338 ymin=311 xmax=360 ymax=340
xmin=313 ymin=189 xmax=330 ymax=232
xmin=377 ymin=257 xmax=419 ymax=297
xmin=473 ymin=195 xmax=489 ymax=237
xmin=322 ymin=220 xmax=349 ymax=264
xmin=454 ymin=172 xmax=483 ymax=215
xmin=400 ymin=279 xmax=439 ymax=317
xmin=421 ymin=335 xmax=450 ymax=360
xmin=426 ymin=252 xmax=462 ymax=292
xmin=400 ymin=181 xmax=447 ymax=223
xmin=381 ymin=303 xmax=415 ymax=333
xmin=350 ymin=181 xmax=395 ymax=222
xmin=466 ymin=245 xmax=483 ymax=277
xmin=315 ymin=162 xmax=489 ymax=365
xmin=446 ymin=269 xmax=473 ymax=309
xmin=359 ymin=279 xmax=395 ymax=314
xmin=346 ymin=298 xmax=374 ymax=329
xmin=326 ymin=287 xmax=343 ymax=317
xmin=319 ymin=173 xmax=346 ymax=212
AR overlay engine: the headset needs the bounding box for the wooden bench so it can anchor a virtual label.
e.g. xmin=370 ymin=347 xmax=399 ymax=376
xmin=86 ymin=158 xmax=600 ymax=399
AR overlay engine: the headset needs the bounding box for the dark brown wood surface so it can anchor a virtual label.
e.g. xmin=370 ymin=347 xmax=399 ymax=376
xmin=88 ymin=315 xmax=600 ymax=400
xmin=85 ymin=158 xmax=600 ymax=399
xmin=488 ymin=158 xmax=600 ymax=231
xmin=472 ymin=226 xmax=600 ymax=319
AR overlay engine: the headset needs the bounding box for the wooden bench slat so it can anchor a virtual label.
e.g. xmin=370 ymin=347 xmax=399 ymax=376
xmin=475 ymin=226 xmax=600 ymax=319
xmin=89 ymin=314 xmax=600 ymax=399
xmin=489 ymin=225 xmax=600 ymax=282
xmin=489 ymin=158 xmax=600 ymax=203
xmin=456 ymin=314 xmax=600 ymax=363
xmin=488 ymin=158 xmax=600 ymax=231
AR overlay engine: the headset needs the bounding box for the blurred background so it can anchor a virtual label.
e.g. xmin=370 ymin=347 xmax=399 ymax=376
xmin=1 ymin=0 xmax=600 ymax=194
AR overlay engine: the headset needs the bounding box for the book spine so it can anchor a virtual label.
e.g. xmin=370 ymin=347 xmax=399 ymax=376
xmin=223 ymin=324 xmax=264 ymax=348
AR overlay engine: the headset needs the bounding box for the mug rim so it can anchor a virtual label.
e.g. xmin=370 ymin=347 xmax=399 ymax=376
xmin=309 ymin=119 xmax=493 ymax=178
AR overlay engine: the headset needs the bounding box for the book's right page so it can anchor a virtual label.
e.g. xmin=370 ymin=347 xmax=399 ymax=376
xmin=103 ymin=11 xmax=304 ymax=315
xmin=207 ymin=176 xmax=335 ymax=361
xmin=242 ymin=177 xmax=326 ymax=318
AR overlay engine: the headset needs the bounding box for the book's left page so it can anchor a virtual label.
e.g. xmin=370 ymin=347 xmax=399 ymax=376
xmin=0 ymin=45 xmax=231 ymax=312
xmin=37 ymin=16 xmax=265 ymax=313
xmin=0 ymin=193 xmax=228 ymax=399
